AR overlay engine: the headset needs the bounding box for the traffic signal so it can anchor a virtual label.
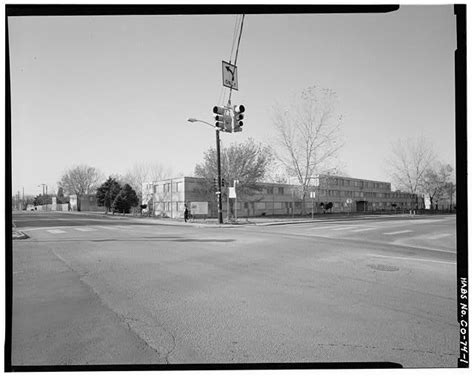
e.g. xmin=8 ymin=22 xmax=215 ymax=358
xmin=213 ymin=177 xmax=219 ymax=190
xmin=213 ymin=106 xmax=226 ymax=130
xmin=213 ymin=106 xmax=233 ymax=132
xmin=233 ymin=105 xmax=245 ymax=132
xmin=221 ymin=178 xmax=226 ymax=187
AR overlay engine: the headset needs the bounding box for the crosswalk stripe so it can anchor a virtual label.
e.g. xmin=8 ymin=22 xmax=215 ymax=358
xmin=47 ymin=229 xmax=66 ymax=234
xmin=310 ymin=225 xmax=349 ymax=231
xmin=426 ymin=233 xmax=453 ymax=240
xmin=383 ymin=230 xmax=413 ymax=235
xmin=330 ymin=226 xmax=358 ymax=231
xmin=74 ymin=227 xmax=96 ymax=232
xmin=350 ymin=228 xmax=374 ymax=233
xmin=96 ymin=226 xmax=116 ymax=230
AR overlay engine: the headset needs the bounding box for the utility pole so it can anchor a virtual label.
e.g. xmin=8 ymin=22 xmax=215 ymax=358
xmin=216 ymin=129 xmax=223 ymax=224
xmin=170 ymin=178 xmax=173 ymax=219
xmin=39 ymin=183 xmax=46 ymax=196
xmin=234 ymin=180 xmax=239 ymax=222
xmin=292 ymin=189 xmax=295 ymax=218
xmin=450 ymin=182 xmax=453 ymax=212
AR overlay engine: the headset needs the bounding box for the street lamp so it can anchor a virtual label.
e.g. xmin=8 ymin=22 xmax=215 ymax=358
xmin=187 ymin=118 xmax=216 ymax=129
xmin=188 ymin=118 xmax=224 ymax=224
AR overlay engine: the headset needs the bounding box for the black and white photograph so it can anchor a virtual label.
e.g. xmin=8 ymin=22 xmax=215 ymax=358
xmin=6 ymin=3 xmax=467 ymax=372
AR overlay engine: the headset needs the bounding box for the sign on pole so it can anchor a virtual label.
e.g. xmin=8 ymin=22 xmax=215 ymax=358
xmin=310 ymin=192 xmax=316 ymax=199
xmin=222 ymin=61 xmax=238 ymax=90
xmin=229 ymin=187 xmax=236 ymax=199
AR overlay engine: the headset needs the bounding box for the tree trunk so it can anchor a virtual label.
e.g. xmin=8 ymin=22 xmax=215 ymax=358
xmin=301 ymin=192 xmax=306 ymax=216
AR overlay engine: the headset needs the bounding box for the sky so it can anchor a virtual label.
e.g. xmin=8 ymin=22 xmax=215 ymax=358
xmin=8 ymin=5 xmax=457 ymax=196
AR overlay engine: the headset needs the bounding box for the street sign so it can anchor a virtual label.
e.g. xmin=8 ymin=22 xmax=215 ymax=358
xmin=229 ymin=187 xmax=236 ymax=198
xmin=222 ymin=61 xmax=238 ymax=90
xmin=310 ymin=191 xmax=316 ymax=199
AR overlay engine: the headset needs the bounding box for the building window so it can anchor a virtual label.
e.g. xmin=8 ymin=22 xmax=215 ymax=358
xmin=278 ymin=187 xmax=284 ymax=195
xmin=267 ymin=187 xmax=274 ymax=195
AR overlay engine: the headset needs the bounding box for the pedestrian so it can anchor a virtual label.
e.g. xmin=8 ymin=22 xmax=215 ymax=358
xmin=184 ymin=204 xmax=189 ymax=222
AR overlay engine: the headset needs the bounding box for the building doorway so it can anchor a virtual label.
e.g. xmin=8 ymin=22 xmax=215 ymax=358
xmin=356 ymin=200 xmax=368 ymax=212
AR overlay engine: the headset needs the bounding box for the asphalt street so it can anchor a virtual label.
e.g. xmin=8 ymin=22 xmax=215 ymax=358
xmin=10 ymin=212 xmax=458 ymax=367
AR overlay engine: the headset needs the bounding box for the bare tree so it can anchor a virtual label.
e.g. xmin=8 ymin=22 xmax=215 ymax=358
xmin=387 ymin=136 xmax=435 ymax=195
xmin=272 ymin=85 xmax=343 ymax=214
xmin=58 ymin=165 xmax=103 ymax=211
xmin=123 ymin=162 xmax=173 ymax=203
xmin=263 ymin=160 xmax=290 ymax=184
xmin=194 ymin=138 xmax=273 ymax=218
xmin=422 ymin=162 xmax=455 ymax=210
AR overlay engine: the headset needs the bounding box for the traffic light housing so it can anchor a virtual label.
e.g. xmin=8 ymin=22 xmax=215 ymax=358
xmin=213 ymin=177 xmax=218 ymax=190
xmin=233 ymin=105 xmax=245 ymax=132
xmin=213 ymin=106 xmax=226 ymax=130
xmin=221 ymin=178 xmax=226 ymax=187
xmin=213 ymin=106 xmax=233 ymax=132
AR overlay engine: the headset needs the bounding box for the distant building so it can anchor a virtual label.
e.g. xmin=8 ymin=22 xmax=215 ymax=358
xmin=142 ymin=175 xmax=419 ymax=219
xmin=69 ymin=194 xmax=104 ymax=212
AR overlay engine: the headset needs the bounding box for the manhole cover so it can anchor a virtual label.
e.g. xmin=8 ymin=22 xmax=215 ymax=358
xmin=368 ymin=263 xmax=399 ymax=272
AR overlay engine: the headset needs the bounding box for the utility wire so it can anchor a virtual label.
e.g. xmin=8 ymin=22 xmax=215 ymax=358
xmin=228 ymin=14 xmax=245 ymax=105
xmin=229 ymin=15 xmax=240 ymax=64
xmin=233 ymin=14 xmax=245 ymax=67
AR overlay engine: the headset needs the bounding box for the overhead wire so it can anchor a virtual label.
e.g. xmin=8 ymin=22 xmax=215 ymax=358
xmin=224 ymin=15 xmax=241 ymax=106
xmin=228 ymin=14 xmax=245 ymax=105
xmin=229 ymin=15 xmax=240 ymax=65
xmin=233 ymin=14 xmax=245 ymax=67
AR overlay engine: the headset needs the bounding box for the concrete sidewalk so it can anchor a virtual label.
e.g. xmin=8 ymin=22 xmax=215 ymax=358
xmin=53 ymin=210 xmax=422 ymax=227
xmin=12 ymin=210 xmax=442 ymax=231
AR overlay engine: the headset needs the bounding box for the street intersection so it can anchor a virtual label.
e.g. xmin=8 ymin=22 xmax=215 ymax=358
xmin=11 ymin=212 xmax=458 ymax=367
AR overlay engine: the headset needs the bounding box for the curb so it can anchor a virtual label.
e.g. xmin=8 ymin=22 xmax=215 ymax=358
xmin=12 ymin=230 xmax=29 ymax=240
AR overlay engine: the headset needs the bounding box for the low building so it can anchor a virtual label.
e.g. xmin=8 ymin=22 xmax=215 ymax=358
xmin=69 ymin=194 xmax=104 ymax=212
xmin=142 ymin=175 xmax=419 ymax=219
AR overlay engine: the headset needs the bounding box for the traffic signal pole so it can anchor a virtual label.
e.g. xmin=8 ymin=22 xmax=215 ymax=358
xmin=216 ymin=128 xmax=223 ymax=224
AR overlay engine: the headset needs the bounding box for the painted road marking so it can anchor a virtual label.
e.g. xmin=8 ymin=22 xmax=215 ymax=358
xmin=312 ymin=225 xmax=353 ymax=231
xmin=47 ymin=229 xmax=66 ymax=234
xmin=425 ymin=233 xmax=453 ymax=240
xmin=96 ymin=226 xmax=117 ymax=230
xmin=367 ymin=254 xmax=455 ymax=265
xmin=350 ymin=228 xmax=374 ymax=233
xmin=383 ymin=230 xmax=413 ymax=235
xmin=330 ymin=226 xmax=359 ymax=231
xmin=74 ymin=227 xmax=96 ymax=232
